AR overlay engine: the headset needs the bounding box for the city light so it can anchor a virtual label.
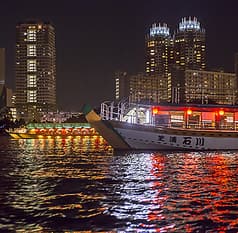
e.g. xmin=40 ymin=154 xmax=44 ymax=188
xmin=187 ymin=109 xmax=193 ymax=115
xmin=150 ymin=23 xmax=170 ymax=37
xmin=179 ymin=17 xmax=201 ymax=31
xmin=219 ymin=110 xmax=225 ymax=116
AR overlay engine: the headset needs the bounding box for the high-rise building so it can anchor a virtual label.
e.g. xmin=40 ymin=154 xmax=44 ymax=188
xmin=174 ymin=17 xmax=206 ymax=71
xmin=171 ymin=17 xmax=206 ymax=103
xmin=116 ymin=17 xmax=238 ymax=105
xmin=145 ymin=23 xmax=173 ymax=77
xmin=144 ymin=18 xmax=206 ymax=104
xmin=15 ymin=21 xmax=56 ymax=121
xmin=144 ymin=23 xmax=174 ymax=102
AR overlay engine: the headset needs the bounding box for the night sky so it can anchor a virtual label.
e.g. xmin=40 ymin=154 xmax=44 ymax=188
xmin=2 ymin=0 xmax=238 ymax=110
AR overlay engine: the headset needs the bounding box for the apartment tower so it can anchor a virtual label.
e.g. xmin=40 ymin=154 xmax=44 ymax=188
xmin=145 ymin=23 xmax=174 ymax=102
xmin=15 ymin=21 xmax=56 ymax=121
xmin=174 ymin=17 xmax=206 ymax=70
xmin=145 ymin=23 xmax=173 ymax=77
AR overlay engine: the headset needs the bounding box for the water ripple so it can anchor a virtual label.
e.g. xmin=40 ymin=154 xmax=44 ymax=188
xmin=1 ymin=137 xmax=238 ymax=231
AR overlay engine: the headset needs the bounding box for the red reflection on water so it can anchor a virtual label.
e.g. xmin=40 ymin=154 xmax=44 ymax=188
xmin=146 ymin=153 xmax=238 ymax=232
xmin=203 ymin=154 xmax=238 ymax=229
xmin=147 ymin=155 xmax=169 ymax=231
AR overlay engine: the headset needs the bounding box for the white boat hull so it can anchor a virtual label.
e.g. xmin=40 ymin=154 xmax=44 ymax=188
xmin=115 ymin=126 xmax=238 ymax=150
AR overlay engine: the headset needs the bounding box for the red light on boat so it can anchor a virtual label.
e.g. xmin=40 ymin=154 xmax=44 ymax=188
xmin=152 ymin=107 xmax=159 ymax=115
xmin=219 ymin=110 xmax=224 ymax=116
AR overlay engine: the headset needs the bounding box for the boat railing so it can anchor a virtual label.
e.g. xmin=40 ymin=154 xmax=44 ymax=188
xmin=100 ymin=101 xmax=238 ymax=131
xmin=100 ymin=100 xmax=154 ymax=124
xmin=100 ymin=99 xmax=132 ymax=121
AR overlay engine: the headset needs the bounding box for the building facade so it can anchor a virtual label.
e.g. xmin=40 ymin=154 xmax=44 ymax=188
xmin=15 ymin=21 xmax=56 ymax=121
xmin=144 ymin=23 xmax=174 ymax=103
xmin=174 ymin=17 xmax=206 ymax=71
xmin=129 ymin=73 xmax=170 ymax=104
xmin=115 ymin=71 xmax=129 ymax=101
xmin=145 ymin=23 xmax=173 ymax=77
xmin=185 ymin=69 xmax=236 ymax=104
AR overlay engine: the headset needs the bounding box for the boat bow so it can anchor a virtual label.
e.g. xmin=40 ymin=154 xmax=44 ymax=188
xmin=82 ymin=104 xmax=131 ymax=150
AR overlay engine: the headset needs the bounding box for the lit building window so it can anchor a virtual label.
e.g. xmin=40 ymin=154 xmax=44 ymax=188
xmin=27 ymin=29 xmax=36 ymax=42
xmin=27 ymin=60 xmax=37 ymax=72
xmin=27 ymin=45 xmax=36 ymax=57
xmin=27 ymin=90 xmax=37 ymax=103
xmin=148 ymin=41 xmax=155 ymax=47
xmin=27 ymin=75 xmax=37 ymax=88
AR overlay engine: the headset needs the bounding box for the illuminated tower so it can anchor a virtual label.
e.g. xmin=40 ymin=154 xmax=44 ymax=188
xmin=145 ymin=23 xmax=173 ymax=77
xmin=145 ymin=23 xmax=174 ymax=102
xmin=174 ymin=17 xmax=206 ymax=70
xmin=15 ymin=21 xmax=56 ymax=121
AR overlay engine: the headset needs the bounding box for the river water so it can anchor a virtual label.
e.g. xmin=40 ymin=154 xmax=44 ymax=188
xmin=1 ymin=136 xmax=238 ymax=232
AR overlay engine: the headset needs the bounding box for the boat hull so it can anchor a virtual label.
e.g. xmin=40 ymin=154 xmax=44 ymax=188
xmin=110 ymin=121 xmax=238 ymax=150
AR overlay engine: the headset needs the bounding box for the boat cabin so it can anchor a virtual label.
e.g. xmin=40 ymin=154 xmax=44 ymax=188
xmin=150 ymin=104 xmax=238 ymax=130
xmin=100 ymin=102 xmax=238 ymax=130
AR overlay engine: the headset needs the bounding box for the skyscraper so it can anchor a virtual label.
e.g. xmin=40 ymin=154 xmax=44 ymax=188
xmin=145 ymin=23 xmax=174 ymax=102
xmin=15 ymin=21 xmax=56 ymax=121
xmin=174 ymin=17 xmax=206 ymax=70
xmin=145 ymin=23 xmax=173 ymax=77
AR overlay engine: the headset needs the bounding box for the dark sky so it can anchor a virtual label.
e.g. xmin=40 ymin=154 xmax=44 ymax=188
xmin=2 ymin=0 xmax=238 ymax=110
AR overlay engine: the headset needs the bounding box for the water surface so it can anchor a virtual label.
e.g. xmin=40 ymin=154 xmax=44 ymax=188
xmin=0 ymin=136 xmax=238 ymax=232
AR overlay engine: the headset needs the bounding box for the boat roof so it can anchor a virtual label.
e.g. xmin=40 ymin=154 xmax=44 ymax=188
xmin=26 ymin=122 xmax=91 ymax=129
xmin=151 ymin=103 xmax=238 ymax=113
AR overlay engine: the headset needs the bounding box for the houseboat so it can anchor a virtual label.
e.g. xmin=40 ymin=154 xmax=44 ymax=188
xmin=83 ymin=101 xmax=238 ymax=150
xmin=7 ymin=122 xmax=101 ymax=139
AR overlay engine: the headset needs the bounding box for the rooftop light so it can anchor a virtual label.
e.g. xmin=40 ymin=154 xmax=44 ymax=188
xmin=150 ymin=23 xmax=170 ymax=37
xmin=179 ymin=17 xmax=201 ymax=31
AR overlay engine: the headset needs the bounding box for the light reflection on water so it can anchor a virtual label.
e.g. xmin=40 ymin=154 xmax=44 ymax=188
xmin=1 ymin=137 xmax=238 ymax=232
